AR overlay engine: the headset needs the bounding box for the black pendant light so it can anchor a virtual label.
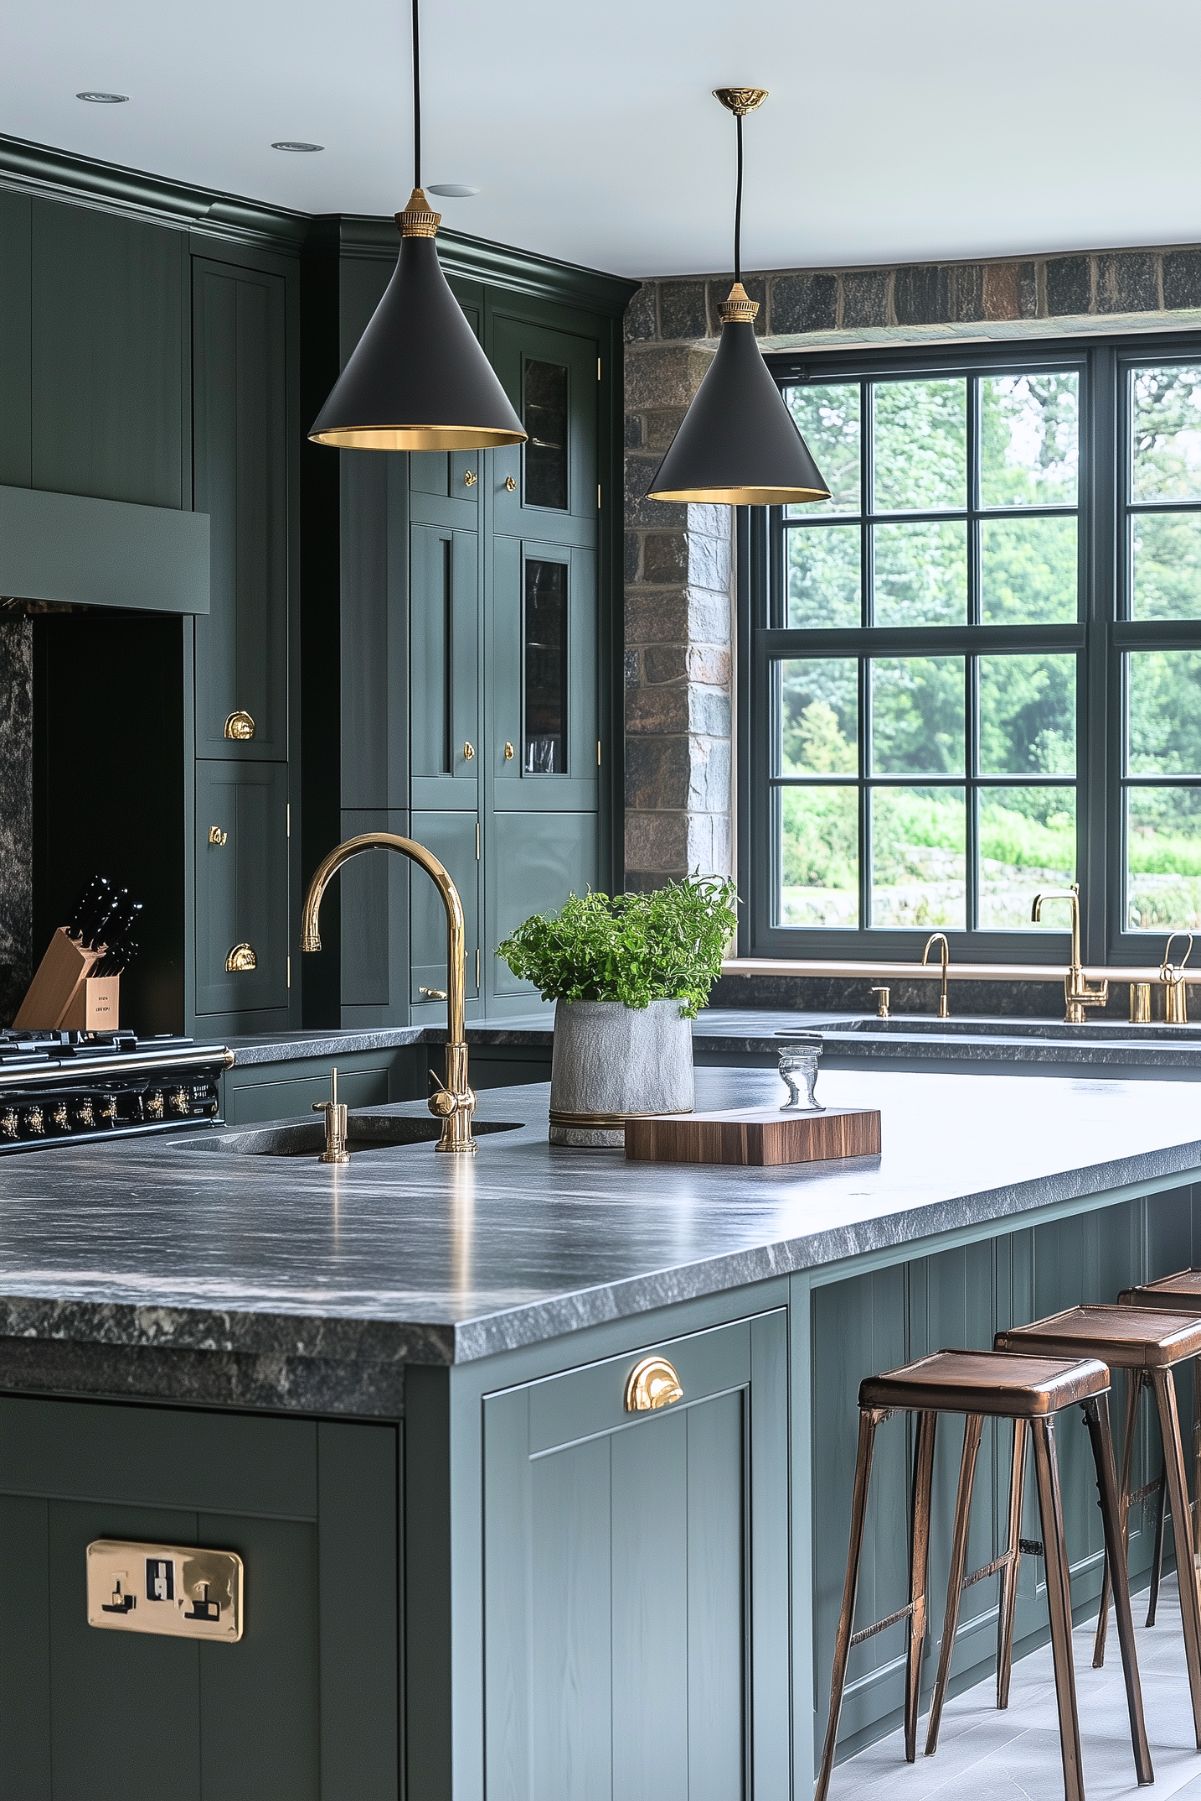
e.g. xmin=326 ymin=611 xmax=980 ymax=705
xmin=309 ymin=0 xmax=526 ymax=451
xmin=648 ymin=89 xmax=829 ymax=505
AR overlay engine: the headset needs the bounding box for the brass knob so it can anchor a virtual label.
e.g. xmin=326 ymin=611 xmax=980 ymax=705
xmin=223 ymin=710 xmax=255 ymax=742
xmin=504 ymin=474 xmax=517 ymax=493
xmin=503 ymin=741 xmax=515 ymax=761
xmin=25 ymin=1107 xmax=45 ymax=1136
xmin=170 ymin=1087 xmax=191 ymax=1117
xmin=463 ymin=469 xmax=477 ymax=487
xmin=208 ymin=825 xmax=228 ymax=847
xmin=462 ymin=741 xmax=475 ymax=762
xmin=145 ymin=1090 xmax=165 ymax=1120
xmin=225 ymin=943 xmax=257 ymax=973
xmin=0 ymin=1109 xmax=18 ymax=1139
xmin=419 ymin=986 xmax=449 ymax=1001
xmin=624 ymin=1356 xmax=684 ymax=1413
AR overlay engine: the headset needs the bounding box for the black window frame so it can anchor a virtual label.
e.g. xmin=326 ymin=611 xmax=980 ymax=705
xmin=737 ymin=330 xmax=1201 ymax=967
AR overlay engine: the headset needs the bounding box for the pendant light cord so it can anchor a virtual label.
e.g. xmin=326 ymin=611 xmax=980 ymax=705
xmin=733 ymin=111 xmax=743 ymax=285
xmin=411 ymin=0 xmax=422 ymax=188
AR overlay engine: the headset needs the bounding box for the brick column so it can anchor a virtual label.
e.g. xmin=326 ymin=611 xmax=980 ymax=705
xmin=622 ymin=280 xmax=737 ymax=889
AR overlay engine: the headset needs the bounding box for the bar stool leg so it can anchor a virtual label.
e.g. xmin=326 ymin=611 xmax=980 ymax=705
xmin=924 ymin=1413 xmax=983 ymax=1757
xmin=1031 ymin=1414 xmax=1085 ymax=1801
xmin=1151 ymin=1367 xmax=1201 ymax=1748
xmin=905 ymin=1410 xmax=938 ymax=1763
xmin=997 ymin=1416 xmax=1029 ymax=1709
xmin=1082 ymin=1393 xmax=1153 ymax=1786
xmin=814 ymin=1407 xmax=883 ymax=1801
xmin=1147 ymin=1465 xmax=1167 ymax=1627
xmin=1093 ymin=1370 xmax=1143 ymax=1668
xmin=1192 ymin=1362 xmax=1201 ymax=1563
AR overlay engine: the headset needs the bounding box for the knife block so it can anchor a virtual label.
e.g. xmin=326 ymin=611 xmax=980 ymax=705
xmin=12 ymin=928 xmax=120 ymax=1031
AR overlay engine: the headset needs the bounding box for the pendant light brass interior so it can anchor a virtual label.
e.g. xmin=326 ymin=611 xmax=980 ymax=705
xmin=647 ymin=88 xmax=829 ymax=506
xmin=309 ymin=0 xmax=526 ymax=452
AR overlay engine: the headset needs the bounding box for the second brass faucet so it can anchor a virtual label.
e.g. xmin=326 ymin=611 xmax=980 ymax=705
xmin=1031 ymin=882 xmax=1108 ymax=1024
xmin=922 ymin=932 xmax=951 ymax=1019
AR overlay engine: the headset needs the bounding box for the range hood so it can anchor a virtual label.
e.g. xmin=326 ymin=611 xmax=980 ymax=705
xmin=0 ymin=485 xmax=209 ymax=615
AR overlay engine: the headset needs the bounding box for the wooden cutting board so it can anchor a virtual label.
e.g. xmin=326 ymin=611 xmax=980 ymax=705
xmin=624 ymin=1105 xmax=881 ymax=1168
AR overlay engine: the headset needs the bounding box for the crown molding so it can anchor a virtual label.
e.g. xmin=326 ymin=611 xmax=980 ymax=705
xmin=0 ymin=134 xmax=636 ymax=314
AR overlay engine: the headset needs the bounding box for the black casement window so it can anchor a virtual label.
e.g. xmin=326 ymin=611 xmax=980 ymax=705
xmin=739 ymin=337 xmax=1201 ymax=963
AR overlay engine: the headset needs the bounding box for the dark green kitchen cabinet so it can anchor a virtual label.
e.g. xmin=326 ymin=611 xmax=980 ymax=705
xmin=491 ymin=316 xmax=600 ymax=544
xmin=195 ymin=760 xmax=290 ymax=1017
xmin=489 ymin=812 xmax=598 ymax=1002
xmin=30 ymin=197 xmax=186 ymax=509
xmin=0 ymin=190 xmax=31 ymax=486
xmin=409 ymin=809 xmax=481 ymax=1017
xmin=410 ymin=524 xmax=480 ymax=810
xmin=489 ymin=536 xmax=599 ymax=811
xmin=483 ymin=1313 xmax=790 ymax=1800
xmin=192 ymin=257 xmax=290 ymax=761
xmin=0 ymin=1397 xmax=398 ymax=1800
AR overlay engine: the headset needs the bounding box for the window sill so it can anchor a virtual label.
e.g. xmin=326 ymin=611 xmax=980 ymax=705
xmin=722 ymin=956 xmax=1188 ymax=985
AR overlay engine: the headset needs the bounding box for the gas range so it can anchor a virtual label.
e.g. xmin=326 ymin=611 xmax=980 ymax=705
xmin=0 ymin=1030 xmax=232 ymax=1152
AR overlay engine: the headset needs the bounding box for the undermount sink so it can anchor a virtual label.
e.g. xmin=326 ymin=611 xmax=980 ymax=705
xmin=193 ymin=1115 xmax=524 ymax=1156
xmin=782 ymin=1016 xmax=1201 ymax=1041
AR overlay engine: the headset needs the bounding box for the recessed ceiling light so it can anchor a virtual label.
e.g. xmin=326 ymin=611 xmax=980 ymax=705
xmin=76 ymin=90 xmax=129 ymax=104
xmin=426 ymin=183 xmax=480 ymax=198
xmin=271 ymin=140 xmax=324 ymax=153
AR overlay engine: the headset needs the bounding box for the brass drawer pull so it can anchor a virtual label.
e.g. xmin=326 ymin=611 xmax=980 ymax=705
xmin=462 ymin=741 xmax=475 ymax=761
xmin=225 ymin=943 xmax=257 ymax=974
xmin=503 ymin=741 xmax=515 ymax=761
xmin=208 ymin=825 xmax=228 ymax=847
xmin=419 ymin=985 xmax=448 ymax=1001
xmin=464 ymin=469 xmax=477 ymax=487
xmin=625 ymin=1356 xmax=684 ymax=1413
xmin=224 ymin=710 xmax=255 ymax=741
xmin=504 ymin=474 xmax=517 ymax=492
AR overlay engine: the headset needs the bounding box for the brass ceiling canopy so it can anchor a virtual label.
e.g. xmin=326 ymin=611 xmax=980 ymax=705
xmin=647 ymin=87 xmax=830 ymax=507
xmin=308 ymin=0 xmax=526 ymax=453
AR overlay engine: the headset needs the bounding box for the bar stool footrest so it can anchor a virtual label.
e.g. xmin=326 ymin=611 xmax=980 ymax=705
xmin=849 ymin=1600 xmax=917 ymax=1648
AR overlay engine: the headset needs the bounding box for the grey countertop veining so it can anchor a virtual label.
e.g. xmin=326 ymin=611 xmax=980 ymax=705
xmin=225 ymin=1007 xmax=1201 ymax=1073
xmin=0 ymin=1067 xmax=1200 ymax=1394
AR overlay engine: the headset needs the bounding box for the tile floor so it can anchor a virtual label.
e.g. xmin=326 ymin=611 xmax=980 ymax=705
xmin=835 ymin=1579 xmax=1201 ymax=1799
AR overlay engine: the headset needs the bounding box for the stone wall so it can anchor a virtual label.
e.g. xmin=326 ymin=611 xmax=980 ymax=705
xmin=622 ymin=242 xmax=1201 ymax=892
xmin=0 ymin=616 xmax=33 ymax=1022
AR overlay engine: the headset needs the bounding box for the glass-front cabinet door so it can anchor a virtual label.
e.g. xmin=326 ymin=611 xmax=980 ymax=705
xmin=491 ymin=317 xmax=599 ymax=545
xmin=490 ymin=537 xmax=598 ymax=811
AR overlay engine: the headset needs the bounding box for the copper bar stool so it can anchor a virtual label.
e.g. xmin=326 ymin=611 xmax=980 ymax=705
xmin=815 ymin=1348 xmax=1150 ymax=1801
xmin=1111 ymin=1270 xmax=1201 ymax=1639
xmin=996 ymin=1303 xmax=1201 ymax=1751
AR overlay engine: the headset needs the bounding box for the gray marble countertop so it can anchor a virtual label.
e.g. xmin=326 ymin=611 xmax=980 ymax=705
xmin=1 ymin=1066 xmax=1200 ymax=1386
xmin=226 ymin=1008 xmax=1201 ymax=1073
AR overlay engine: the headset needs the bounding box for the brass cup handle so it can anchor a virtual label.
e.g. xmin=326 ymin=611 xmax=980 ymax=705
xmin=625 ymin=1356 xmax=684 ymax=1413
xmin=503 ymin=741 xmax=515 ymax=761
xmin=224 ymin=709 xmax=255 ymax=742
xmin=462 ymin=741 xmax=475 ymax=762
xmin=419 ymin=985 xmax=449 ymax=1001
xmin=504 ymin=474 xmax=517 ymax=492
xmin=464 ymin=469 xmax=477 ymax=487
xmin=225 ymin=943 xmax=257 ymax=974
xmin=208 ymin=825 xmax=228 ymax=847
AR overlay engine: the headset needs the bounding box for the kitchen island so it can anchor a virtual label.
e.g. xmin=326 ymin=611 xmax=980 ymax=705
xmin=3 ymin=1064 xmax=1201 ymax=1798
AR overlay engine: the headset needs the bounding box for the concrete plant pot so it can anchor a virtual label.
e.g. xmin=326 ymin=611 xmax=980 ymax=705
xmin=548 ymin=997 xmax=695 ymax=1147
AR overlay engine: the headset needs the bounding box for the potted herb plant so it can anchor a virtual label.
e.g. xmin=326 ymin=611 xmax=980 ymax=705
xmin=496 ymin=876 xmax=738 ymax=1145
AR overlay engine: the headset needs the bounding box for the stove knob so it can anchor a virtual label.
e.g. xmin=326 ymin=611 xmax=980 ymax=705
xmin=0 ymin=1108 xmax=17 ymax=1140
xmin=50 ymin=1103 xmax=70 ymax=1132
xmin=144 ymin=1090 xmax=165 ymax=1121
xmin=25 ymin=1107 xmax=45 ymax=1137
xmin=170 ymin=1087 xmax=191 ymax=1118
xmin=73 ymin=1099 xmax=95 ymax=1129
xmin=98 ymin=1096 xmax=119 ymax=1126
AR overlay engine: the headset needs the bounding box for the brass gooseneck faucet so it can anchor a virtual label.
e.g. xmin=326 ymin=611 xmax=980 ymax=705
xmin=1031 ymin=882 xmax=1109 ymax=1024
xmin=921 ymin=932 xmax=951 ymax=1019
xmin=300 ymin=833 xmax=477 ymax=1155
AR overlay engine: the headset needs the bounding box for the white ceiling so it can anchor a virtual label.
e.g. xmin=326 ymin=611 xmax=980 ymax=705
xmin=3 ymin=0 xmax=1200 ymax=280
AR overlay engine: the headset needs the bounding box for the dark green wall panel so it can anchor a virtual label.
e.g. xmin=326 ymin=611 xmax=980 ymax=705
xmin=0 ymin=190 xmax=31 ymax=486
xmin=30 ymin=197 xmax=185 ymax=508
